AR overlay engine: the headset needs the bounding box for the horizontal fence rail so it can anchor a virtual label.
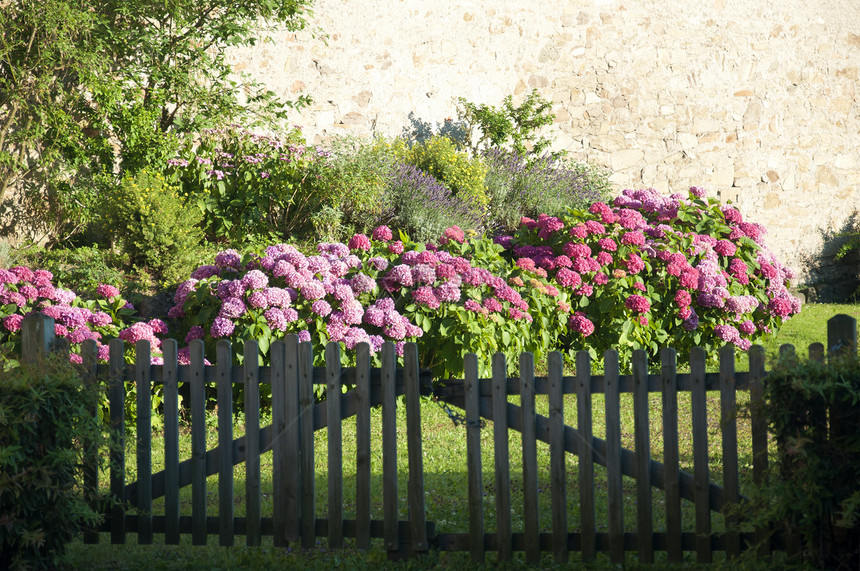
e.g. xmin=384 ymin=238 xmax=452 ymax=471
xmin=19 ymin=312 xmax=856 ymax=563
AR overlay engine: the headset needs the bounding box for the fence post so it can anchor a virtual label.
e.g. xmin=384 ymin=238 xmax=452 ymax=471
xmin=21 ymin=313 xmax=55 ymax=363
xmin=827 ymin=314 xmax=857 ymax=358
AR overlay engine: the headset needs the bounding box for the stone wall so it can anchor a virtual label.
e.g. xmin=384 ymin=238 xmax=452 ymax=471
xmin=228 ymin=0 xmax=860 ymax=296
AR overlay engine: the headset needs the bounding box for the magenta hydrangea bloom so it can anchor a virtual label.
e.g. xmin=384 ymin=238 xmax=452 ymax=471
xmin=625 ymin=294 xmax=651 ymax=313
xmin=412 ymin=286 xmax=440 ymax=309
xmin=3 ymin=314 xmax=23 ymax=331
xmin=242 ymin=269 xmax=269 ymax=290
xmin=714 ymin=239 xmax=737 ymax=257
xmin=215 ymin=249 xmax=242 ymax=270
xmin=348 ymin=233 xmax=372 ymax=251
xmin=434 ymin=282 xmax=461 ymax=303
xmin=569 ymin=314 xmax=595 ymax=336
xmin=96 ymin=284 xmax=121 ymax=299
xmin=372 ymin=225 xmax=393 ymax=241
xmin=219 ymin=297 xmax=247 ymax=319
xmin=440 ymin=226 xmax=465 ymax=244
xmin=311 ymin=300 xmax=332 ymax=317
xmin=191 ymin=265 xmax=221 ymax=280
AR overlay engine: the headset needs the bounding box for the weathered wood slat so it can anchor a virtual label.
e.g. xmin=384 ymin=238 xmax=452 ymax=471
xmin=283 ymin=337 xmax=300 ymax=544
xmin=244 ymin=341 xmax=261 ymax=547
xmin=548 ymin=351 xmax=568 ymax=564
xmin=575 ymin=350 xmax=593 ymax=563
xmin=298 ymin=341 xmax=316 ymax=549
xmin=405 ymin=343 xmax=428 ymax=554
xmin=661 ymin=348 xmax=682 ymax=564
xmin=381 ymin=342 xmax=399 ymax=554
xmin=81 ymin=339 xmax=100 ymax=545
xmin=519 ymin=352 xmax=539 ymax=564
xmin=271 ymin=339 xmax=288 ymax=547
xmin=493 ymin=352 xmax=513 ymax=561
xmin=604 ymin=350 xmax=624 ymax=564
xmin=690 ymin=347 xmax=712 ymax=564
xmin=633 ymin=349 xmax=653 ymax=563
xmin=720 ymin=345 xmax=740 ymax=558
xmin=465 ymin=353 xmax=485 ymax=563
xmin=749 ymin=345 xmax=770 ymax=558
xmin=162 ymin=340 xmax=180 ymax=546
xmin=135 ymin=340 xmax=153 ymax=545
xmin=355 ymin=343 xmax=372 ymax=550
xmin=109 ymin=338 xmax=126 ymax=545
xmin=189 ymin=340 xmax=207 ymax=546
xmin=217 ymin=341 xmax=234 ymax=547
xmin=326 ymin=342 xmax=344 ymax=549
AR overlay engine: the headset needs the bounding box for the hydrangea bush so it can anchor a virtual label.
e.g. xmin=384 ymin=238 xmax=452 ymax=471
xmin=168 ymin=225 xmax=570 ymax=381
xmin=496 ymin=186 xmax=801 ymax=368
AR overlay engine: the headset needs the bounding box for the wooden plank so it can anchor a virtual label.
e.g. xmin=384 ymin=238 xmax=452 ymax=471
xmin=283 ymin=337 xmax=301 ymax=544
xmin=748 ymin=345 xmax=770 ymax=557
xmin=298 ymin=340 xmax=316 ymax=549
xmin=549 ymin=352 xmax=568 ymax=564
xmin=21 ymin=313 xmax=53 ymax=363
xmin=690 ymin=346 xmax=712 ymax=564
xmin=81 ymin=339 xmax=100 ymax=545
xmin=575 ymin=350 xmax=595 ymax=563
xmin=464 ymin=353 xmax=485 ymax=563
xmin=777 ymin=344 xmax=801 ymax=559
xmin=162 ymin=340 xmax=180 ymax=545
xmin=271 ymin=339 xmax=288 ymax=547
xmin=355 ymin=343 xmax=372 ymax=549
xmin=719 ymin=345 xmax=740 ymax=558
xmin=109 ymin=339 xmax=126 ymax=545
xmin=661 ymin=348 xmax=682 ymax=564
xmin=519 ymin=352 xmax=539 ymax=564
xmin=326 ymin=342 xmax=343 ymax=549
xmin=189 ymin=340 xmax=207 ymax=546
xmin=405 ymin=343 xmax=428 ymax=554
xmin=604 ymin=350 xmax=624 ymax=564
xmin=381 ymin=342 xmax=399 ymax=554
xmin=217 ymin=340 xmax=234 ymax=546
xmin=244 ymin=341 xmax=261 ymax=547
xmin=492 ymin=352 xmax=512 ymax=562
xmin=135 ymin=340 xmax=153 ymax=544
xmin=632 ymin=349 xmax=653 ymax=563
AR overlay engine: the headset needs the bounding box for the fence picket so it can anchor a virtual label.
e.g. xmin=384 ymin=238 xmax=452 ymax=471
xmin=243 ymin=341 xmax=261 ymax=547
xmin=749 ymin=345 xmax=770 ymax=557
xmin=604 ymin=350 xmax=624 ymax=564
xmin=217 ymin=341 xmax=234 ymax=546
xmin=465 ymin=353 xmax=485 ymax=563
xmin=108 ymin=338 xmax=126 ymax=545
xmin=381 ymin=342 xmax=399 ymax=554
xmin=405 ymin=343 xmax=428 ymax=554
xmin=492 ymin=352 xmax=512 ymax=562
xmin=549 ymin=351 xmax=568 ymax=564
xmin=284 ymin=337 xmax=302 ymax=544
xmin=298 ymin=340 xmax=316 ymax=549
xmin=633 ymin=349 xmax=653 ymax=562
xmin=575 ymin=350 xmax=593 ymax=563
xmin=690 ymin=347 xmax=712 ymax=563
xmin=189 ymin=340 xmax=207 ymax=546
xmin=661 ymin=348 xmax=682 ymax=564
xmin=355 ymin=342 xmax=372 ymax=550
xmin=271 ymin=339 xmax=288 ymax=547
xmin=135 ymin=340 xmax=153 ymax=545
xmin=719 ymin=345 xmax=740 ymax=558
xmin=326 ymin=342 xmax=344 ymax=549
xmin=520 ymin=352 xmax=539 ymax=564
xmin=161 ymin=340 xmax=180 ymax=546
xmin=80 ymin=339 xmax=100 ymax=545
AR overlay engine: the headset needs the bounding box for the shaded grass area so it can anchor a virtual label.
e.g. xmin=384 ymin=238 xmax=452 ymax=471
xmin=65 ymin=303 xmax=848 ymax=569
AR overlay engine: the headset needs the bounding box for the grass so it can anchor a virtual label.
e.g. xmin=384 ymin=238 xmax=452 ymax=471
xmin=63 ymin=303 xmax=851 ymax=569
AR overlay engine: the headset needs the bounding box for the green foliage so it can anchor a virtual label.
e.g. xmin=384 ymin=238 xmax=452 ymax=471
xmin=167 ymin=127 xmax=336 ymax=245
xmin=103 ymin=169 xmax=204 ymax=285
xmin=456 ymin=89 xmax=557 ymax=159
xmin=739 ymin=349 xmax=860 ymax=569
xmin=0 ymin=354 xmax=106 ymax=569
xmin=7 ymin=244 xmax=128 ymax=296
xmin=404 ymin=135 xmax=489 ymax=213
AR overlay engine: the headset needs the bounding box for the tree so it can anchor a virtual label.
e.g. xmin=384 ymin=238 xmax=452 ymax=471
xmin=0 ymin=0 xmax=316 ymax=242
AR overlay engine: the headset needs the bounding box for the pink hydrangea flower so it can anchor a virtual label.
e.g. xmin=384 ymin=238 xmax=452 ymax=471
xmin=625 ymin=294 xmax=651 ymax=313
xmin=3 ymin=314 xmax=23 ymax=331
xmin=348 ymin=233 xmax=372 ymax=251
xmin=569 ymin=313 xmax=595 ymax=336
xmin=372 ymin=225 xmax=393 ymax=241
xmin=439 ymin=225 xmax=466 ymax=244
xmin=215 ymin=249 xmax=242 ymax=270
xmin=714 ymin=240 xmax=737 ymax=257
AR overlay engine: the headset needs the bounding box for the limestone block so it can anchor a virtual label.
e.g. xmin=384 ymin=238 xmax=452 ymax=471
xmin=816 ymin=165 xmax=839 ymax=186
xmin=611 ymin=149 xmax=644 ymax=171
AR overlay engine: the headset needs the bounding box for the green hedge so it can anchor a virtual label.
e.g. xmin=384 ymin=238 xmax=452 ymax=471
xmin=0 ymin=355 xmax=106 ymax=569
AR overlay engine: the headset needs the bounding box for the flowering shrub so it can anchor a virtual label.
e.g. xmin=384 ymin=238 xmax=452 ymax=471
xmin=168 ymin=225 xmax=570 ymax=382
xmin=497 ymin=186 xmax=801 ymax=368
xmin=405 ymin=135 xmax=489 ymax=214
xmin=165 ymin=126 xmax=335 ymax=243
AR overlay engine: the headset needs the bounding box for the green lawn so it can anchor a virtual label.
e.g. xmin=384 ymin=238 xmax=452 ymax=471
xmin=64 ymin=303 xmax=852 ymax=569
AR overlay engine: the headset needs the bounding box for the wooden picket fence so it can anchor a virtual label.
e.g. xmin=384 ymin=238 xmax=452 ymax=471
xmin=19 ymin=313 xmax=858 ymax=563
